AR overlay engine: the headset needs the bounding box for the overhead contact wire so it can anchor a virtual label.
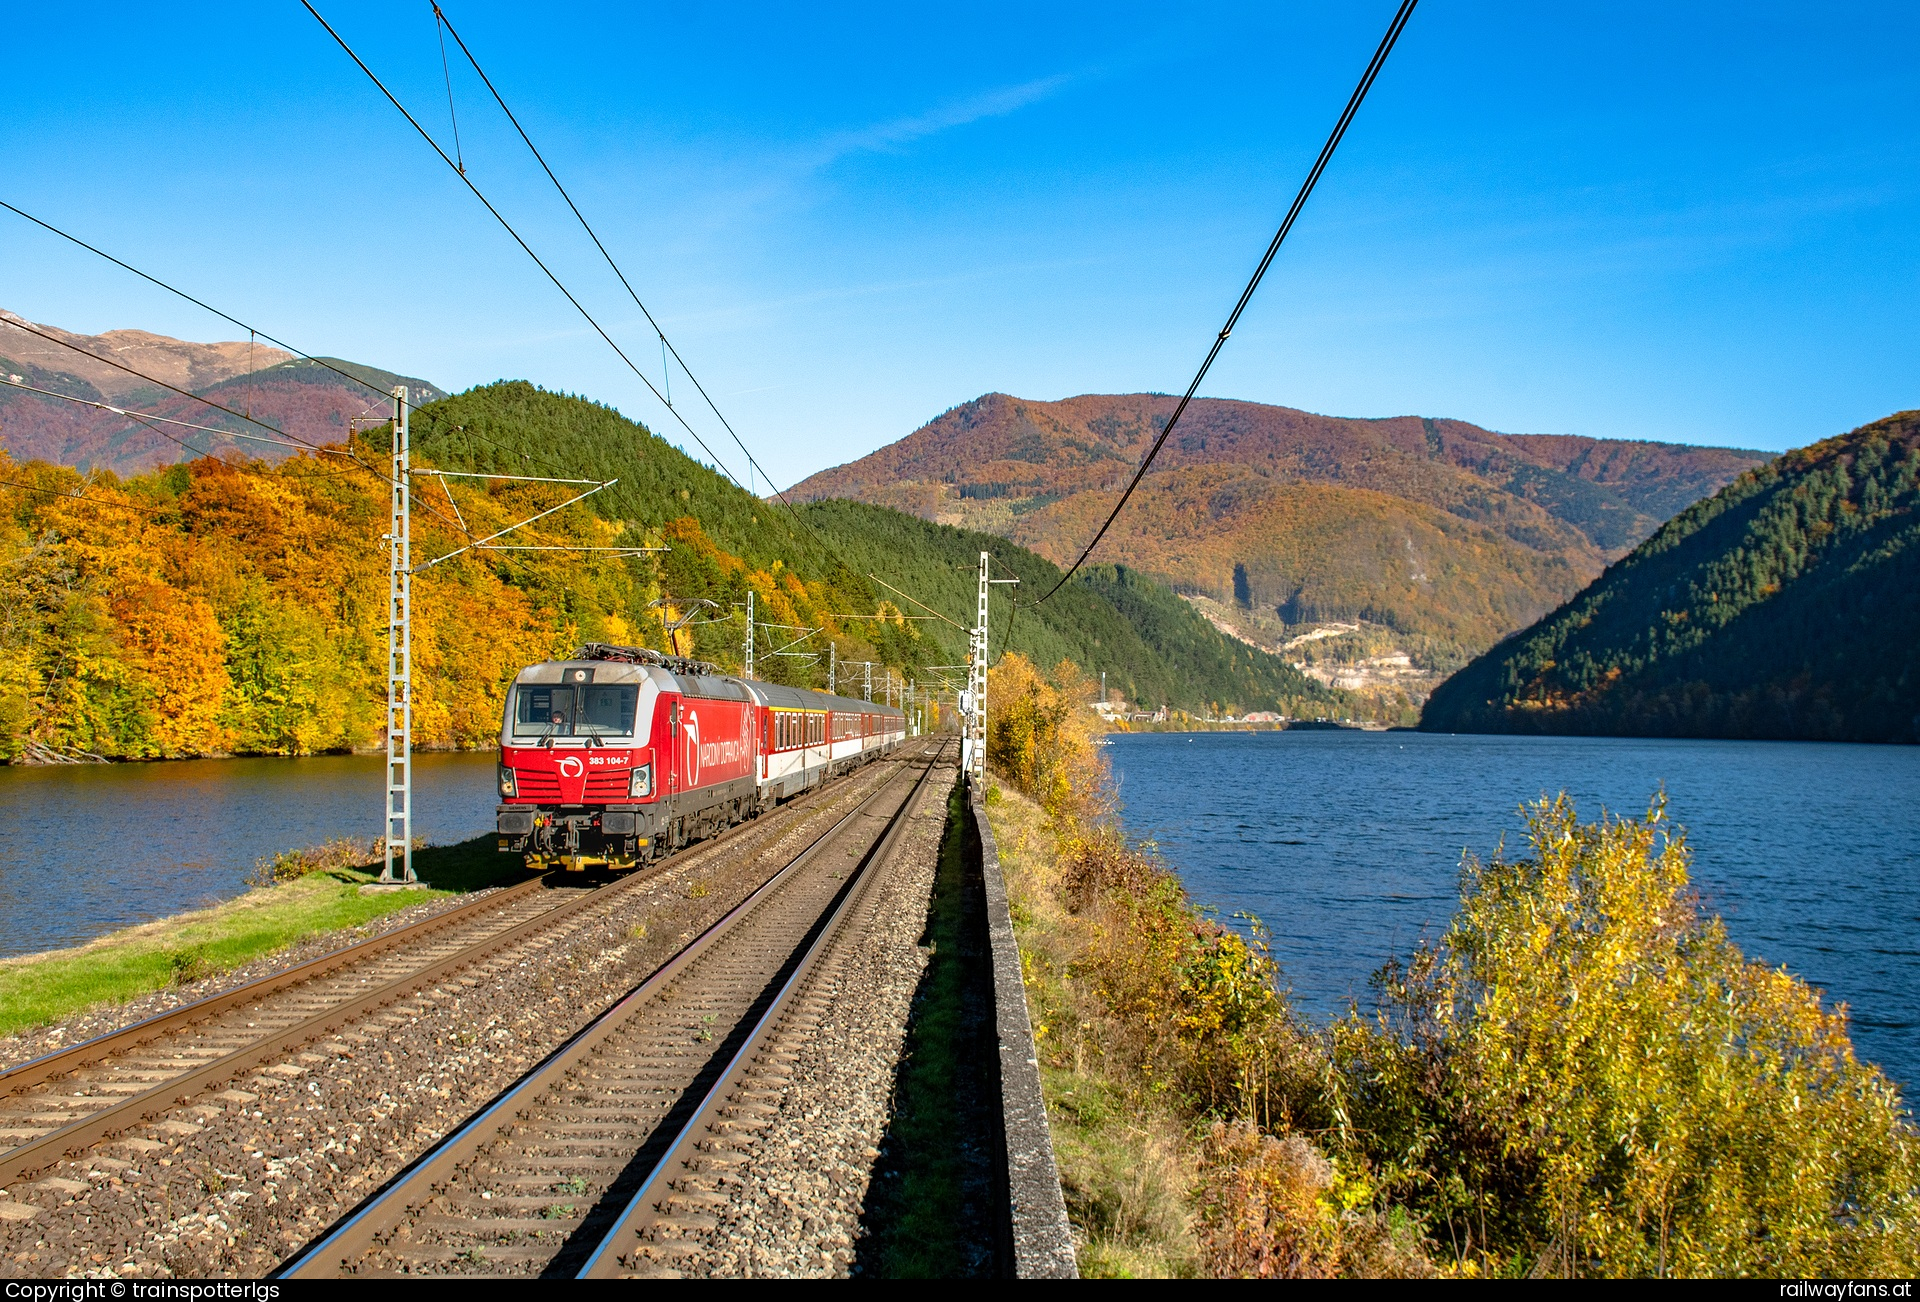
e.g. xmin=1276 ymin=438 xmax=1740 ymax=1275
xmin=426 ymin=3 xmax=964 ymax=661
xmin=0 ymin=200 xmax=432 ymax=418
xmin=1032 ymin=0 xmax=1420 ymax=606
xmin=2 ymin=317 xmax=471 ymax=532
xmin=307 ymin=2 xmax=983 ymax=659
xmin=430 ymin=4 xmax=883 ymax=591
xmin=0 ymin=377 xmax=322 ymax=451
xmin=0 ymin=477 xmax=172 ymax=518
xmin=3 ymin=316 xmax=325 ymax=452
xmin=0 ymin=202 xmax=548 ymax=472
xmin=300 ymin=1 xmax=749 ymax=491
xmin=433 ymin=7 xmax=799 ymax=520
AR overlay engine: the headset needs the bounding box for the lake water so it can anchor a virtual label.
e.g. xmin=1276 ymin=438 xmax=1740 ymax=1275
xmin=0 ymin=752 xmax=500 ymax=959
xmin=1106 ymin=730 xmax=1920 ymax=1093
xmin=4 ymin=735 xmax=1914 ymax=1091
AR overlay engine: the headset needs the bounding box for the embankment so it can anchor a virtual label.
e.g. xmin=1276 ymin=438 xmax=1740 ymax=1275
xmin=0 ymin=837 xmax=513 ymax=1050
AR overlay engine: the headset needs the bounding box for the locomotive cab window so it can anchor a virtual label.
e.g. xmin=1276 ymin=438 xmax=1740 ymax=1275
xmin=510 ymin=684 xmax=638 ymax=739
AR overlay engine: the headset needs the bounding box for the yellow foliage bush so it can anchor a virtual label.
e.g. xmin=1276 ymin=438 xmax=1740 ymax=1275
xmin=1194 ymin=1120 xmax=1430 ymax=1278
xmin=1334 ymin=796 xmax=1920 ymax=1277
xmin=986 ymin=653 xmax=1399 ymax=1274
xmin=985 ymin=652 xmax=1107 ymax=818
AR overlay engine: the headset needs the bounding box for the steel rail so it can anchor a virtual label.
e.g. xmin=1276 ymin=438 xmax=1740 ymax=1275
xmin=0 ymin=877 xmax=550 ymax=1096
xmin=274 ymin=742 xmax=939 ymax=1278
xmin=577 ymin=740 xmax=945 ymax=1277
xmin=0 ymin=877 xmax=604 ymax=1188
xmin=0 ymin=753 xmax=903 ymax=1189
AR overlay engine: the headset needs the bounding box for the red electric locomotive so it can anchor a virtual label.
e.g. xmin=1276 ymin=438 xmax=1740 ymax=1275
xmin=495 ymin=643 xmax=905 ymax=872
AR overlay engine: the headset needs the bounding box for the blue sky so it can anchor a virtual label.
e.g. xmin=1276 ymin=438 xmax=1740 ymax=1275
xmin=4 ymin=2 xmax=1915 ymax=486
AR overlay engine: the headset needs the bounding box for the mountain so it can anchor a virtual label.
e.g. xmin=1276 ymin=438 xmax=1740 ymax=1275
xmin=1421 ymin=412 xmax=1920 ymax=742
xmin=788 ymin=392 xmax=1768 ymax=695
xmin=0 ymin=310 xmax=445 ymax=474
xmin=0 ymin=309 xmax=292 ymax=397
xmin=406 ymin=382 xmax=1345 ymax=719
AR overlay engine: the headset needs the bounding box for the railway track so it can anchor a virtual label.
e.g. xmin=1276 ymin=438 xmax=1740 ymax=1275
xmin=0 ymin=753 xmax=908 ymax=1192
xmin=278 ymin=739 xmax=950 ymax=1278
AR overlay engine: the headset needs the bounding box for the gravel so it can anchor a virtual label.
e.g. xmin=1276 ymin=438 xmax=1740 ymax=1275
xmin=651 ymin=755 xmax=959 ymax=1278
xmin=0 ymin=889 xmax=513 ymax=1075
xmin=0 ymin=762 xmax=904 ymax=1279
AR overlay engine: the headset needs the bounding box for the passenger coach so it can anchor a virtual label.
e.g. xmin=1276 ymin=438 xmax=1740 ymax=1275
xmin=495 ymin=643 xmax=905 ymax=872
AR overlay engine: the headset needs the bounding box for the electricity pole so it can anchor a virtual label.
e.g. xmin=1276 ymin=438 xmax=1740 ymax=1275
xmin=965 ymin=552 xmax=990 ymax=781
xmin=965 ymin=550 xmax=1018 ymax=782
xmin=828 ymin=642 xmax=836 ymax=694
xmin=743 ymin=589 xmax=755 ymax=680
xmin=864 ymin=660 xmax=872 ymax=702
xmin=381 ymin=385 xmax=415 ymax=884
xmin=373 ymin=405 xmax=622 ymax=884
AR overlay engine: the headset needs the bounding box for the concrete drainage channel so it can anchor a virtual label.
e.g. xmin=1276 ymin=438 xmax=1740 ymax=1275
xmin=845 ymin=774 xmax=1076 ymax=1279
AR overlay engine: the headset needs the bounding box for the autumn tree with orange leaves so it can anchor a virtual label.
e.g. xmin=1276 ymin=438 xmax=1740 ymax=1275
xmin=0 ymin=441 xmax=921 ymax=762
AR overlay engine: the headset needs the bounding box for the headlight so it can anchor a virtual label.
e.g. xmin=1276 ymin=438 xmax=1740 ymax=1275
xmin=497 ymin=764 xmax=517 ymax=798
xmin=629 ymin=763 xmax=653 ymax=798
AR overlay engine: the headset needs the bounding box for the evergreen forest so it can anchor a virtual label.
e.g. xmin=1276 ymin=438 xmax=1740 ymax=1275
xmin=1422 ymin=411 xmax=1920 ymax=742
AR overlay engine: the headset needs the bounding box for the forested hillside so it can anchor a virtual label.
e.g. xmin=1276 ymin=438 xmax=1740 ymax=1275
xmin=0 ymin=383 xmax=1338 ymax=761
xmin=1422 ymin=411 xmax=1920 ymax=742
xmin=410 ymin=384 xmax=1338 ymax=717
xmin=794 ymin=500 xmax=1335 ymax=717
xmin=787 ymin=391 xmax=1767 ymax=702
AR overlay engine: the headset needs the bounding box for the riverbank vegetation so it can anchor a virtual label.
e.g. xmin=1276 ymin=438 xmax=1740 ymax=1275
xmin=0 ymin=836 xmax=512 ymax=1038
xmin=986 ymin=653 xmax=1919 ymax=1277
xmin=0 ymin=436 xmax=917 ymax=762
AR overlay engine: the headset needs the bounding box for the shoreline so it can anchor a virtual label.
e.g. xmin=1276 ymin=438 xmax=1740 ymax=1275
xmin=1101 ymin=720 xmax=1393 ymax=735
xmin=4 ymin=740 xmax=504 ymax=768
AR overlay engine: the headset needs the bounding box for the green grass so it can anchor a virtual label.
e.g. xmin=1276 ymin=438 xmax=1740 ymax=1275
xmin=1042 ymin=1068 xmax=1199 ymax=1278
xmin=0 ymin=835 xmax=519 ymax=1038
